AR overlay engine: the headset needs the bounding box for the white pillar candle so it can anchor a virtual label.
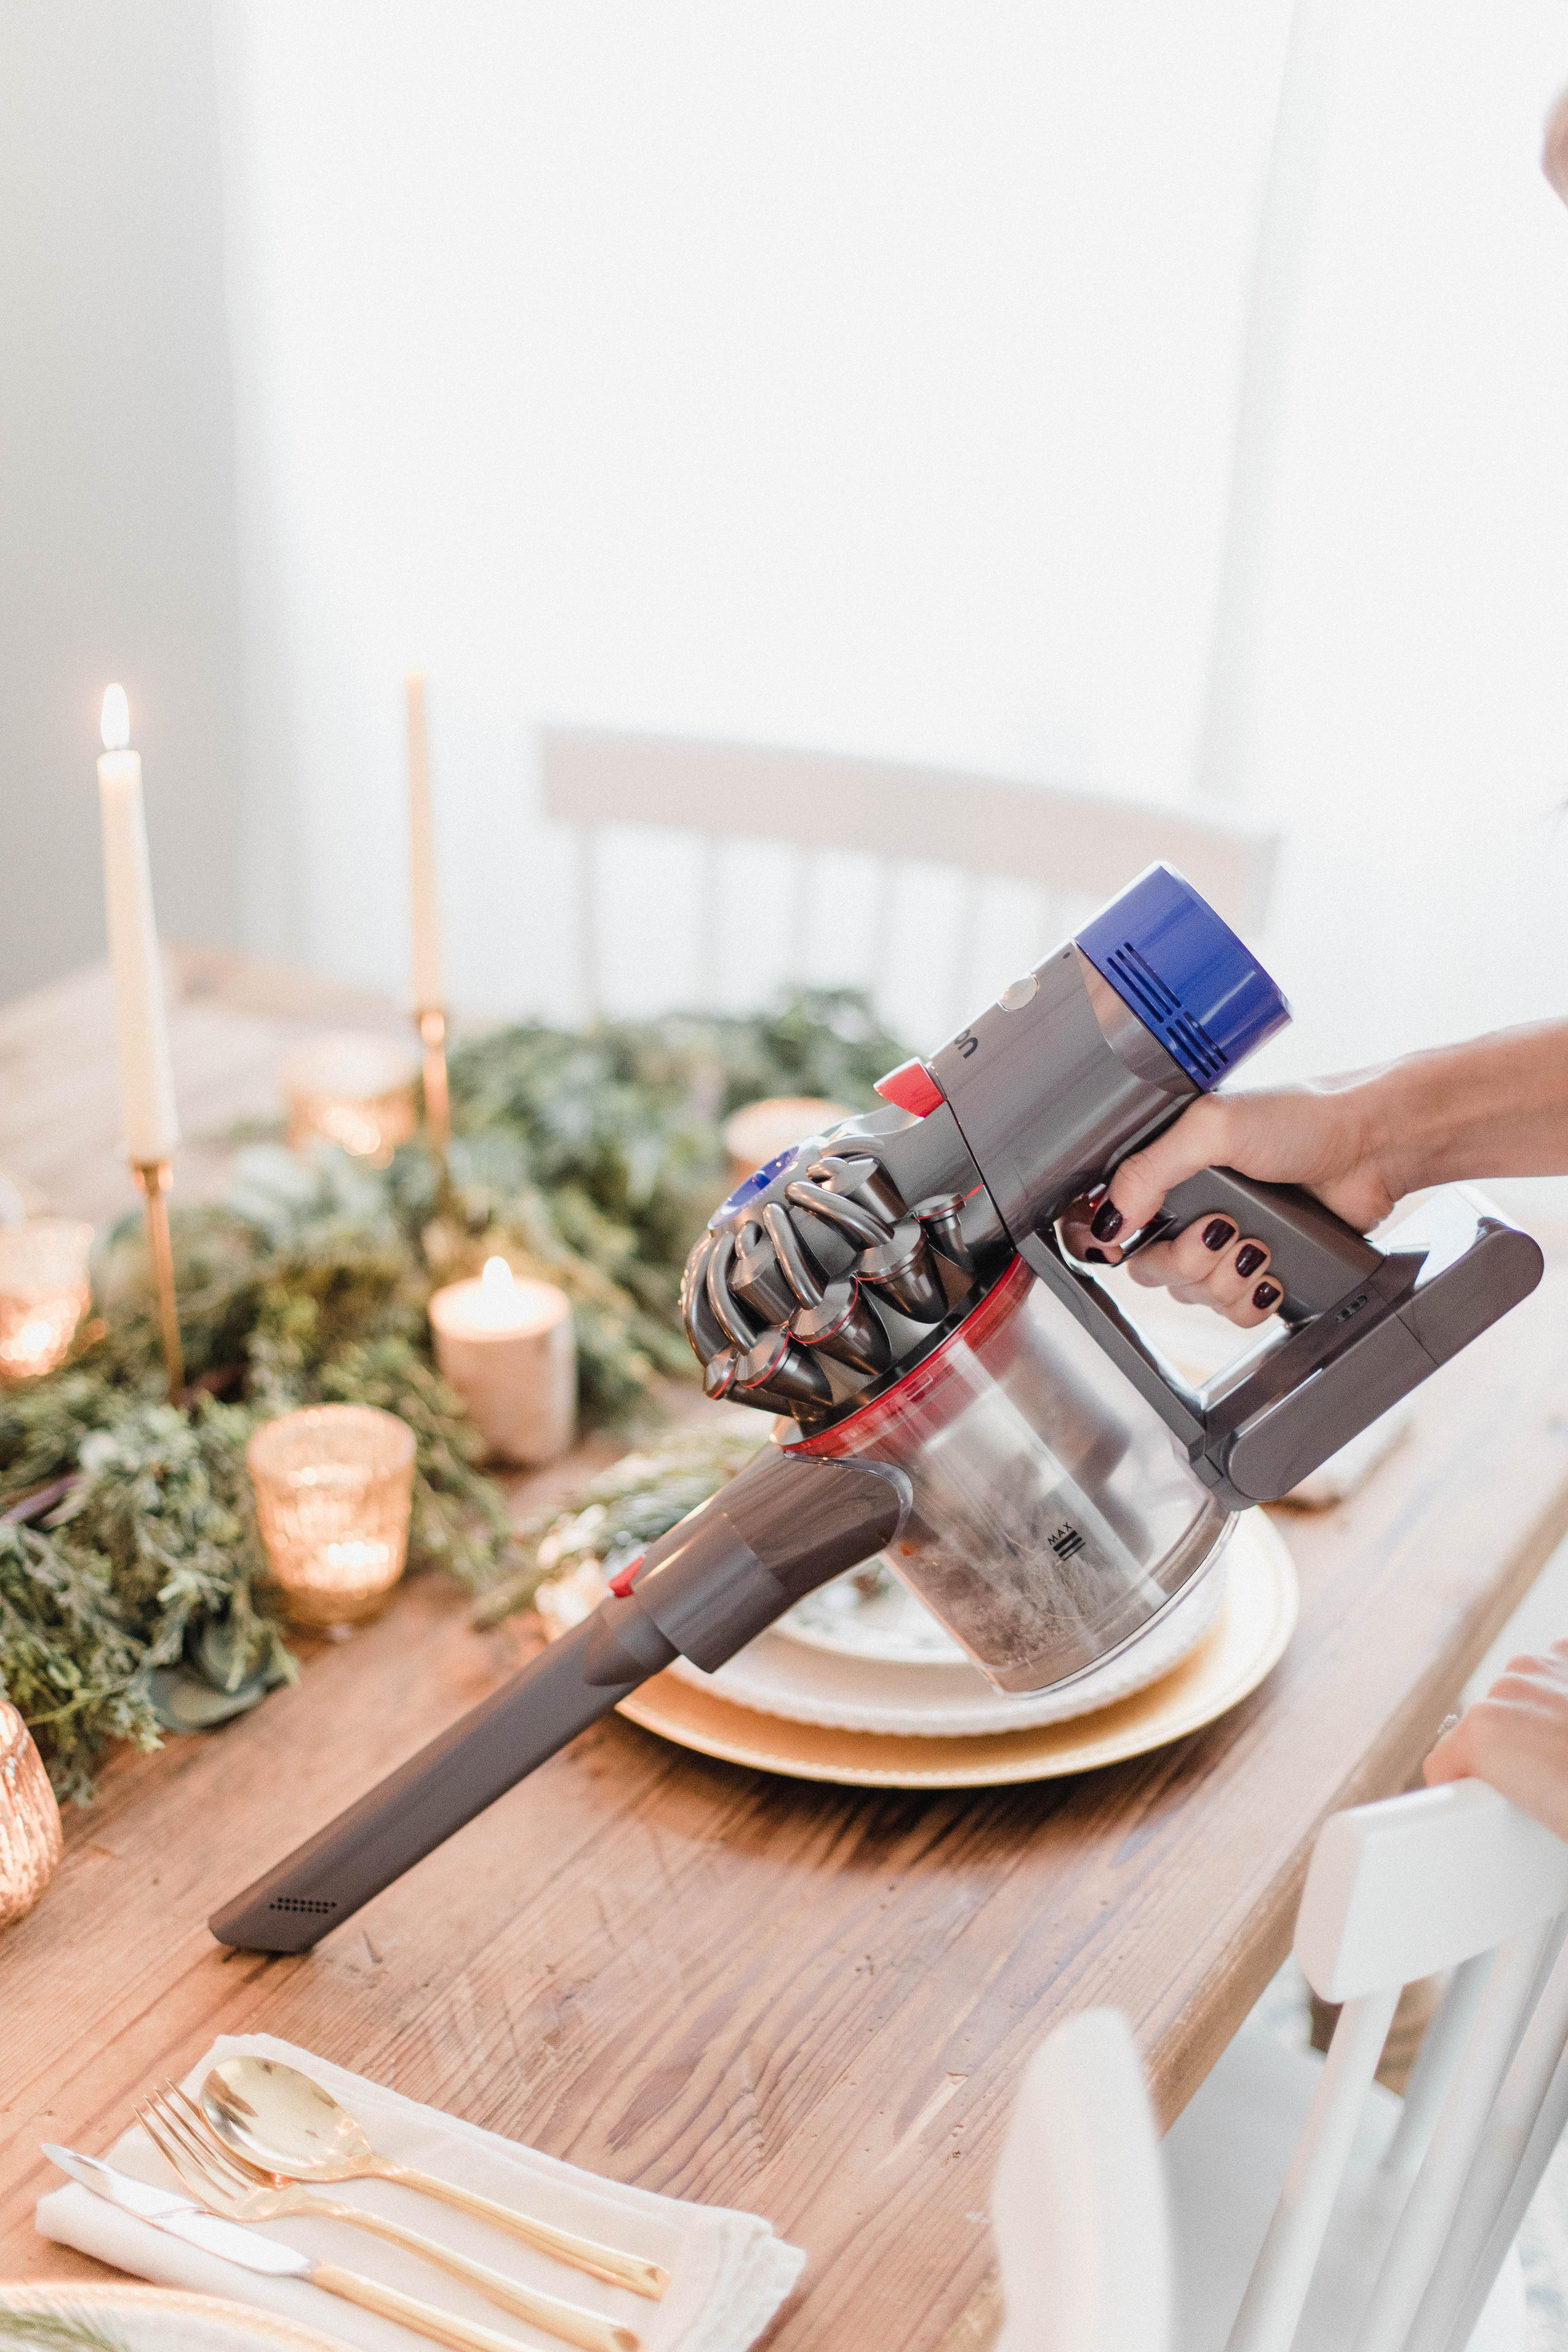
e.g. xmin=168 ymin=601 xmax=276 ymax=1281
xmin=429 ymin=1258 xmax=576 ymax=1466
xmin=406 ymin=671 xmax=443 ymax=1009
xmin=96 ymin=685 xmax=180 ymax=1165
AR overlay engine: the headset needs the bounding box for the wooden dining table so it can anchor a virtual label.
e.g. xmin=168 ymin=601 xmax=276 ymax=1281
xmin=4 ymin=950 xmax=1568 ymax=2351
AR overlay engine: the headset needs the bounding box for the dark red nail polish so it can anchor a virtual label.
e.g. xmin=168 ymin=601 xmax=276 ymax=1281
xmin=1091 ymin=1199 xmax=1124 ymax=1242
xmin=1234 ymin=1243 xmax=1267 ymax=1278
xmin=1085 ymin=1247 xmax=1108 ymax=1265
xmin=1202 ymin=1218 xmax=1236 ymax=1252
xmin=1253 ymin=1280 xmax=1281 ymax=1310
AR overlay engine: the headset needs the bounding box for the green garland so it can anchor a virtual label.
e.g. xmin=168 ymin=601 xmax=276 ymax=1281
xmin=0 ymin=992 xmax=905 ymax=1800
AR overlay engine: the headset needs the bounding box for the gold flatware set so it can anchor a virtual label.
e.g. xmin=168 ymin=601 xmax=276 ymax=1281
xmin=47 ymin=2054 xmax=668 ymax=2352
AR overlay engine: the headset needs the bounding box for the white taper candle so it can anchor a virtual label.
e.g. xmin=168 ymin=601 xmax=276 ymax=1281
xmin=97 ymin=685 xmax=180 ymax=1164
xmin=406 ymin=671 xmax=443 ymax=1008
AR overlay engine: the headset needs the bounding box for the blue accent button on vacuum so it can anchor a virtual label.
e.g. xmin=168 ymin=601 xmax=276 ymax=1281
xmin=1075 ymin=863 xmax=1290 ymax=1090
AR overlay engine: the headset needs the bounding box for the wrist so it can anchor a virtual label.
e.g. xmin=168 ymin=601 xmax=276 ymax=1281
xmin=1349 ymin=1027 xmax=1560 ymax=1198
xmin=1353 ymin=1059 xmax=1442 ymax=1202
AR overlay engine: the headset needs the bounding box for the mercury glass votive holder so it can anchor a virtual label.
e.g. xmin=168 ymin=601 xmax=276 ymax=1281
xmin=0 ymin=1219 xmax=93 ymax=1383
xmin=248 ymin=1404 xmax=416 ymax=1634
xmin=278 ymin=1031 xmax=420 ymax=1168
xmin=0 ymin=1700 xmax=64 ymax=1929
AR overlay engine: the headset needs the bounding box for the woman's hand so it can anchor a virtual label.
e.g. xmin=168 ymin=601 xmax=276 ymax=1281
xmin=1058 ymin=1076 xmax=1396 ymax=1329
xmin=1057 ymin=1021 xmax=1568 ymax=1328
xmin=1425 ymin=1643 xmax=1568 ymax=1845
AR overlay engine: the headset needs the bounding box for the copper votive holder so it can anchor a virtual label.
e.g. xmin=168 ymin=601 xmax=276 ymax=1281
xmin=0 ymin=1701 xmax=64 ymax=1929
xmin=278 ymin=1032 xmax=420 ymax=1168
xmin=248 ymin=1404 xmax=416 ymax=1635
xmin=0 ymin=1219 xmax=93 ymax=1383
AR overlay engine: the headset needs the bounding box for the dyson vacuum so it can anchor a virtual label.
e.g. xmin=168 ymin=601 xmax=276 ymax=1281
xmin=212 ymin=865 xmax=1542 ymax=1952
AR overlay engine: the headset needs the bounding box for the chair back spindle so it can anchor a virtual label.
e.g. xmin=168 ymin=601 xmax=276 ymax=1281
xmin=992 ymin=1783 xmax=1566 ymax=2351
xmin=1348 ymin=1922 xmax=1554 ymax=2352
xmin=539 ymin=729 xmax=1279 ymax=1036
xmin=992 ymin=2008 xmax=1172 ymax=2352
xmin=1400 ymin=1930 xmax=1568 ymax=2349
xmin=1224 ymin=1781 xmax=1568 ymax=2352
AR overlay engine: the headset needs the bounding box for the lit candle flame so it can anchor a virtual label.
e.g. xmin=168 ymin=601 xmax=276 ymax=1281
xmin=100 ymin=685 xmax=130 ymax=752
xmin=481 ymin=1255 xmax=515 ymax=1300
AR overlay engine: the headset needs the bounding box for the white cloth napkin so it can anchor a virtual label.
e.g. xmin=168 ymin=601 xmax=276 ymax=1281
xmin=35 ymin=2032 xmax=805 ymax=2352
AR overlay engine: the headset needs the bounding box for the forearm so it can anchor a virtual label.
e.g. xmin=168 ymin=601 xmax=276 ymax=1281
xmin=1063 ymin=1016 xmax=1568 ymax=1330
xmin=1362 ymin=1022 xmax=1568 ymax=1196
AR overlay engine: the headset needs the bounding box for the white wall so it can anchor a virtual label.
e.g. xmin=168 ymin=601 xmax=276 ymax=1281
xmin=214 ymin=1 xmax=1297 ymax=1035
xmin=0 ymin=0 xmax=246 ymax=1003
xmin=8 ymin=6 xmax=1565 ymax=1089
xmin=1227 ymin=2 xmax=1568 ymax=1088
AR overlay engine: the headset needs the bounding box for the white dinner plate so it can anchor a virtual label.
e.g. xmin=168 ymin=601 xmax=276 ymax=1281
xmin=618 ymin=1512 xmax=1298 ymax=1787
xmin=770 ymin=1557 xmax=972 ymax=1663
xmin=664 ymin=1529 xmax=1233 ymax=1735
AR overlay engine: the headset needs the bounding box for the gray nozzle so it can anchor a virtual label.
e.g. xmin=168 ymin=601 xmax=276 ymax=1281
xmin=210 ymin=1446 xmax=910 ymax=1953
xmin=208 ymin=1606 xmax=673 ymax=1955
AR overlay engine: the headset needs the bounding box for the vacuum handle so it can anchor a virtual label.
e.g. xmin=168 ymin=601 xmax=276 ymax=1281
xmin=1129 ymin=1165 xmax=1382 ymax=1322
xmin=1030 ymin=1181 xmax=1541 ymax=1508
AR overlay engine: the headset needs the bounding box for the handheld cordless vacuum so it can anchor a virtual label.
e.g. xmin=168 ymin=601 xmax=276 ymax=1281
xmin=212 ymin=866 xmax=1542 ymax=1952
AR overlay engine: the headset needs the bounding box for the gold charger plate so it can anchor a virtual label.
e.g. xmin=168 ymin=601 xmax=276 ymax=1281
xmin=618 ymin=1508 xmax=1298 ymax=1787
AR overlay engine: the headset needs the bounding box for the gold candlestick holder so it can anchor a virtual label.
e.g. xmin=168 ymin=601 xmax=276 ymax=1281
xmin=132 ymin=1160 xmax=184 ymax=1403
xmin=414 ymin=1005 xmax=451 ymax=1158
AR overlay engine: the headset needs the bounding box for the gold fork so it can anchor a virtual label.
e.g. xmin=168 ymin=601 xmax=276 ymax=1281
xmin=137 ymin=2085 xmax=638 ymax=2352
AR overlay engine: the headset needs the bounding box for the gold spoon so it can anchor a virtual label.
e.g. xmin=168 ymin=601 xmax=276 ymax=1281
xmin=201 ymin=2057 xmax=669 ymax=2302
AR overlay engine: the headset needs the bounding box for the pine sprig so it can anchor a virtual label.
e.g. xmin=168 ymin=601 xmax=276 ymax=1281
xmin=0 ymin=1521 xmax=156 ymax=1804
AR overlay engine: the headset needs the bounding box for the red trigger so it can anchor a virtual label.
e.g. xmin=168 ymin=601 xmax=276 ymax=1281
xmin=874 ymin=1059 xmax=944 ymax=1118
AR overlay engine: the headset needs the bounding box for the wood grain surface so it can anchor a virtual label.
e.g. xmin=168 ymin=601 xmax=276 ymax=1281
xmin=4 ymin=957 xmax=1568 ymax=2351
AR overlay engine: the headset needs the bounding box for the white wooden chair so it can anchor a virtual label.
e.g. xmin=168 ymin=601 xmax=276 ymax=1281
xmin=993 ymin=2007 xmax=1174 ymax=2352
xmin=992 ymin=1780 xmax=1568 ymax=2351
xmin=538 ymin=727 xmax=1279 ymax=1030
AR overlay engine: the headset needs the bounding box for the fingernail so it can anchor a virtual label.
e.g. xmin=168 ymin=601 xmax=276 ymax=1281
xmin=1234 ymin=1243 xmax=1267 ymax=1278
xmin=1085 ymin=1247 xmax=1108 ymax=1265
xmin=1253 ymin=1280 xmax=1281 ymax=1310
xmin=1091 ymin=1200 xmax=1124 ymax=1242
xmin=1202 ymin=1218 xmax=1236 ymax=1252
